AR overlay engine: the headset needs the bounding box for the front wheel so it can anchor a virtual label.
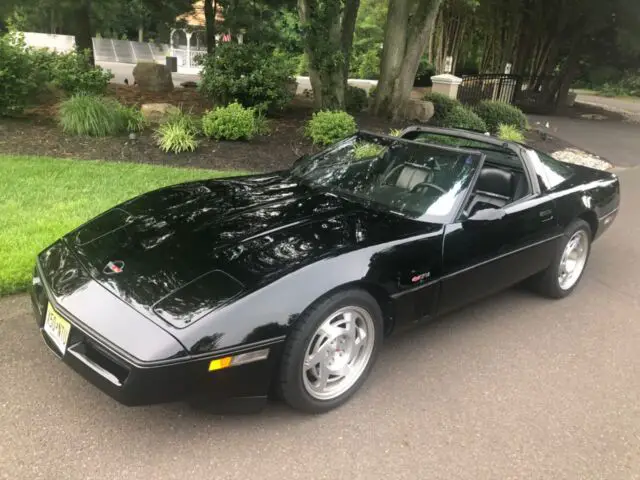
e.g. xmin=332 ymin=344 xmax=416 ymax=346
xmin=278 ymin=289 xmax=383 ymax=413
xmin=532 ymin=219 xmax=592 ymax=299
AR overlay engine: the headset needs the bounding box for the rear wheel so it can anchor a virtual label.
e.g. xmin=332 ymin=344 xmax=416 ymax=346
xmin=532 ymin=219 xmax=592 ymax=298
xmin=279 ymin=289 xmax=383 ymax=413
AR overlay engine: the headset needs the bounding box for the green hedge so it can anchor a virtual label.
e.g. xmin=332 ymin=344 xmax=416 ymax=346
xmin=473 ymin=101 xmax=528 ymax=134
xmin=443 ymin=105 xmax=488 ymax=132
xmin=305 ymin=111 xmax=357 ymax=146
xmin=202 ymin=102 xmax=260 ymax=141
xmin=423 ymin=92 xmax=461 ymax=125
xmin=199 ymin=43 xmax=296 ymax=113
xmin=423 ymin=92 xmax=488 ymax=132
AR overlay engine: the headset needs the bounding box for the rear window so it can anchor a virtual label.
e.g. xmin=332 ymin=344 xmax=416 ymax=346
xmin=527 ymin=149 xmax=574 ymax=191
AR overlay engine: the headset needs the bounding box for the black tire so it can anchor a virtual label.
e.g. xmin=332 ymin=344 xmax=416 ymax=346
xmin=531 ymin=219 xmax=592 ymax=299
xmin=278 ymin=289 xmax=383 ymax=414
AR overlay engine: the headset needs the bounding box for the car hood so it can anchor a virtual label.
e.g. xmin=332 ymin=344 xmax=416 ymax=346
xmin=63 ymin=173 xmax=429 ymax=329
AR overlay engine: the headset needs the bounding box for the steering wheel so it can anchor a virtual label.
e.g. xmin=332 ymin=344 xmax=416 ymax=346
xmin=410 ymin=182 xmax=446 ymax=194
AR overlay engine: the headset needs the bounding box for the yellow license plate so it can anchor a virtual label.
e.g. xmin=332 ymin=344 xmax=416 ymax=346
xmin=44 ymin=303 xmax=71 ymax=355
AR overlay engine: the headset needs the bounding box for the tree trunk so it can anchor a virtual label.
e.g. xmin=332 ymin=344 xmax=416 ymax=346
xmin=74 ymin=0 xmax=94 ymax=65
xmin=298 ymin=0 xmax=359 ymax=110
xmin=138 ymin=25 xmax=144 ymax=42
xmin=50 ymin=9 xmax=56 ymax=34
xmin=552 ymin=39 xmax=583 ymax=111
xmin=373 ymin=0 xmax=444 ymax=120
xmin=204 ymin=0 xmax=217 ymax=55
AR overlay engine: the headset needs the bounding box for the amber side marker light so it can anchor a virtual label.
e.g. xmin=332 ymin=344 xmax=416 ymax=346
xmin=208 ymin=348 xmax=270 ymax=372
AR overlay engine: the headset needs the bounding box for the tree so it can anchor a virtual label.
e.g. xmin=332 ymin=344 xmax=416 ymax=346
xmin=298 ymin=0 xmax=360 ymax=110
xmin=74 ymin=0 xmax=93 ymax=63
xmin=204 ymin=0 xmax=217 ymax=54
xmin=430 ymin=0 xmax=478 ymax=74
xmin=350 ymin=0 xmax=387 ymax=78
xmin=2 ymin=0 xmax=196 ymax=49
xmin=372 ymin=0 xmax=445 ymax=120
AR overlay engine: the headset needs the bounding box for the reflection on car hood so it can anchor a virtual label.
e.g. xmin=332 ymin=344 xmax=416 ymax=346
xmin=65 ymin=173 xmax=427 ymax=328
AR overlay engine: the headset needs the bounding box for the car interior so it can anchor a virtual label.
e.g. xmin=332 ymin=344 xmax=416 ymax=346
xmin=405 ymin=132 xmax=532 ymax=218
xmin=297 ymin=133 xmax=532 ymax=220
xmin=463 ymin=164 xmax=530 ymax=217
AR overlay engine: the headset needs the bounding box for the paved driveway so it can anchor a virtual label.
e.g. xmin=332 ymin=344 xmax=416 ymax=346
xmin=576 ymin=92 xmax=640 ymax=117
xmin=529 ymin=114 xmax=640 ymax=168
xmin=1 ymin=169 xmax=640 ymax=480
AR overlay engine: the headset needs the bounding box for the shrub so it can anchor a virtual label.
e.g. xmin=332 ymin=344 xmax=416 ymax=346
xmin=423 ymin=92 xmax=461 ymax=125
xmin=117 ymin=105 xmax=146 ymax=133
xmin=474 ymin=100 xmax=528 ymax=134
xmin=497 ymin=124 xmax=525 ymax=142
xmin=202 ymin=102 xmax=258 ymax=140
xmin=600 ymin=73 xmax=640 ymax=98
xmin=345 ymin=85 xmax=368 ymax=113
xmin=356 ymin=49 xmax=380 ymax=80
xmin=440 ymin=105 xmax=488 ymax=132
xmin=154 ymin=123 xmax=199 ymax=153
xmin=58 ymin=95 xmax=124 ymax=136
xmin=199 ymin=43 xmax=296 ymax=113
xmin=305 ymin=111 xmax=357 ymax=146
xmin=588 ymin=66 xmax=623 ymax=88
xmin=0 ymin=34 xmax=46 ymax=115
xmin=414 ymin=58 xmax=435 ymax=87
xmin=48 ymin=50 xmax=113 ymax=95
xmin=162 ymin=108 xmax=201 ymax=135
xmin=154 ymin=109 xmax=200 ymax=153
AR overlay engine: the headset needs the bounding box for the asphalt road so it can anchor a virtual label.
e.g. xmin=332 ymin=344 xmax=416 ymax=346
xmin=2 ymin=167 xmax=640 ymax=480
xmin=529 ymin=114 xmax=640 ymax=168
xmin=576 ymin=91 xmax=640 ymax=117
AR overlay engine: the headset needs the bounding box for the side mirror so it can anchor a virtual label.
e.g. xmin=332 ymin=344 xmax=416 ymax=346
xmin=463 ymin=208 xmax=506 ymax=225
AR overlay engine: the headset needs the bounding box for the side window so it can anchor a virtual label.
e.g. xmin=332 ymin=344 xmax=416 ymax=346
xmin=527 ymin=149 xmax=574 ymax=191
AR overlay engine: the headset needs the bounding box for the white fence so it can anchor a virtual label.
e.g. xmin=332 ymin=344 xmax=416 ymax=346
xmin=22 ymin=31 xmax=75 ymax=53
xmin=18 ymin=31 xmax=202 ymax=74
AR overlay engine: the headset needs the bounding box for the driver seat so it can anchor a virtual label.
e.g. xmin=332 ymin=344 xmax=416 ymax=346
xmin=384 ymin=163 xmax=430 ymax=190
xmin=467 ymin=167 xmax=515 ymax=213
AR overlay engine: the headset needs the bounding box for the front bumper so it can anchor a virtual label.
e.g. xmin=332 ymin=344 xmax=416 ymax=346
xmin=31 ymin=266 xmax=283 ymax=407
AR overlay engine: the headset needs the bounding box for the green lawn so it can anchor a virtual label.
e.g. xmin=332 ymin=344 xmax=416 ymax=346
xmin=0 ymin=155 xmax=242 ymax=295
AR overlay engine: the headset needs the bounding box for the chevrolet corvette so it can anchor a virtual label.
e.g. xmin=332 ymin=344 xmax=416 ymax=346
xmin=31 ymin=126 xmax=620 ymax=413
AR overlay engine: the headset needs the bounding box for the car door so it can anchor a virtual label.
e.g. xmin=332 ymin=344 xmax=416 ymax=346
xmin=436 ymin=178 xmax=563 ymax=315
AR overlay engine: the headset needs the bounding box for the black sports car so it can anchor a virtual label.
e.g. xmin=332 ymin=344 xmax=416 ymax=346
xmin=31 ymin=126 xmax=620 ymax=413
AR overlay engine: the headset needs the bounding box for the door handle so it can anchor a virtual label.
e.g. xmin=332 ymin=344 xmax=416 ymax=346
xmin=539 ymin=209 xmax=554 ymax=222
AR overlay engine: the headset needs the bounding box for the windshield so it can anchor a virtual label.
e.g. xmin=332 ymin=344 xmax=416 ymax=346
xmin=291 ymin=133 xmax=484 ymax=223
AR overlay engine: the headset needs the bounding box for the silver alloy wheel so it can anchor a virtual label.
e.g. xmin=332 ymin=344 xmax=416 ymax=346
xmin=558 ymin=230 xmax=589 ymax=290
xmin=302 ymin=306 xmax=375 ymax=401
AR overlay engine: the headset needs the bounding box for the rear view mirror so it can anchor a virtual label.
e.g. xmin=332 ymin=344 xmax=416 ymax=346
xmin=464 ymin=208 xmax=506 ymax=225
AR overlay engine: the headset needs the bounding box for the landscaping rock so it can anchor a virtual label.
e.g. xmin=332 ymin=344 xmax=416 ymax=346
xmin=551 ymin=148 xmax=612 ymax=171
xmin=180 ymin=81 xmax=198 ymax=89
xmin=404 ymin=100 xmax=435 ymax=123
xmin=140 ymin=103 xmax=179 ymax=124
xmin=133 ymin=62 xmax=174 ymax=93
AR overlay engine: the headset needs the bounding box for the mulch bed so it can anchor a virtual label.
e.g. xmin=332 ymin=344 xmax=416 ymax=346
xmin=0 ymin=86 xmax=578 ymax=172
